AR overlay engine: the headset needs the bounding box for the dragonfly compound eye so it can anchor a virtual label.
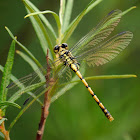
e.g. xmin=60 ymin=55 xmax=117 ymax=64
xmin=54 ymin=45 xmax=60 ymax=53
xmin=62 ymin=43 xmax=68 ymax=50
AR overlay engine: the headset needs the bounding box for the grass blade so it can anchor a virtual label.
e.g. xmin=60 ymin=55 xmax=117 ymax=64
xmin=62 ymin=0 xmax=102 ymax=43
xmin=0 ymin=101 xmax=21 ymax=109
xmin=23 ymin=0 xmax=54 ymax=58
xmin=62 ymin=0 xmax=74 ymax=33
xmin=0 ymin=40 xmax=15 ymax=104
xmin=5 ymin=27 xmax=43 ymax=69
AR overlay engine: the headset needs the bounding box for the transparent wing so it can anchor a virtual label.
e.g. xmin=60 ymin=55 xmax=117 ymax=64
xmin=76 ymin=31 xmax=133 ymax=67
xmin=70 ymin=9 xmax=122 ymax=55
xmin=7 ymin=65 xmax=47 ymax=90
xmin=7 ymin=57 xmax=67 ymax=94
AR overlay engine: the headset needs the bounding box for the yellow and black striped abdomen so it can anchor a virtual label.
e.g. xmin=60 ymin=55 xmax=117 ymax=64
xmin=70 ymin=63 xmax=114 ymax=122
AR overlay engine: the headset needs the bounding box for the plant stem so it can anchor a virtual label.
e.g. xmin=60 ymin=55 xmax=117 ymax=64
xmin=36 ymin=91 xmax=51 ymax=140
xmin=36 ymin=50 xmax=51 ymax=140
xmin=1 ymin=122 xmax=10 ymax=140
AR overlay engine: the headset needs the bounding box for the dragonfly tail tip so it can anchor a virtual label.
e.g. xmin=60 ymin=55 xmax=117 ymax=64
xmin=109 ymin=116 xmax=114 ymax=122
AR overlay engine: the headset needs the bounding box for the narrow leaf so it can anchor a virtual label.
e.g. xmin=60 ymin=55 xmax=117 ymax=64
xmin=62 ymin=0 xmax=74 ymax=33
xmin=5 ymin=27 xmax=43 ymax=69
xmin=69 ymin=74 xmax=137 ymax=84
xmin=122 ymin=6 xmax=136 ymax=16
xmin=8 ymin=81 xmax=45 ymax=103
xmin=0 ymin=65 xmax=43 ymax=106
xmin=0 ymin=118 xmax=7 ymax=125
xmin=16 ymin=50 xmax=45 ymax=81
xmin=8 ymin=87 xmax=49 ymax=131
xmin=51 ymin=63 xmax=86 ymax=103
xmin=0 ymin=101 xmax=21 ymax=109
xmin=23 ymin=0 xmax=54 ymax=58
xmin=22 ymin=0 xmax=57 ymax=39
xmin=62 ymin=0 xmax=102 ymax=43
xmin=0 ymin=132 xmax=5 ymax=138
xmin=0 ymin=40 xmax=15 ymax=102
xmin=59 ymin=0 xmax=66 ymax=25
xmin=25 ymin=10 xmax=61 ymax=38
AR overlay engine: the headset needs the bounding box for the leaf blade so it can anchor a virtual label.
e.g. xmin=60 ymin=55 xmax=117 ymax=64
xmin=25 ymin=10 xmax=61 ymax=39
xmin=0 ymin=65 xmax=43 ymax=106
xmin=23 ymin=0 xmax=57 ymax=39
xmin=0 ymin=40 xmax=15 ymax=103
xmin=23 ymin=0 xmax=54 ymax=58
xmin=16 ymin=50 xmax=45 ymax=80
xmin=59 ymin=0 xmax=66 ymax=25
xmin=62 ymin=0 xmax=102 ymax=43
xmin=0 ymin=101 xmax=21 ymax=109
xmin=5 ymin=27 xmax=43 ymax=69
xmin=8 ymin=87 xmax=49 ymax=131
xmin=62 ymin=0 xmax=74 ymax=33
xmin=51 ymin=62 xmax=86 ymax=103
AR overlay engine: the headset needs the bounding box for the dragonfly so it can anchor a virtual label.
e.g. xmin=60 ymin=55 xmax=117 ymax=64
xmin=7 ymin=9 xmax=133 ymax=121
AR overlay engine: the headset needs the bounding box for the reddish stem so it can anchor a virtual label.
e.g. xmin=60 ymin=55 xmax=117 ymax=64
xmin=36 ymin=49 xmax=51 ymax=140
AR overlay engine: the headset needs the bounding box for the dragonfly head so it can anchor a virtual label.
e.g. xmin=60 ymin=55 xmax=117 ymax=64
xmin=54 ymin=45 xmax=60 ymax=53
xmin=61 ymin=43 xmax=68 ymax=50
xmin=54 ymin=43 xmax=68 ymax=53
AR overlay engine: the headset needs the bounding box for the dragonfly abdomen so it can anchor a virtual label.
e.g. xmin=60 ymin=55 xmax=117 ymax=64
xmin=70 ymin=63 xmax=114 ymax=121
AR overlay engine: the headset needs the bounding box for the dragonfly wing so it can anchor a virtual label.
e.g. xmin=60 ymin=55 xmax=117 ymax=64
xmin=70 ymin=9 xmax=122 ymax=55
xmin=76 ymin=31 xmax=133 ymax=67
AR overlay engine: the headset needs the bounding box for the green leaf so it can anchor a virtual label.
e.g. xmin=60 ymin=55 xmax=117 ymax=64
xmin=23 ymin=0 xmax=54 ymax=58
xmin=0 ymin=101 xmax=21 ymax=109
xmin=62 ymin=0 xmax=102 ymax=43
xmin=0 ymin=132 xmax=5 ymax=138
xmin=8 ymin=87 xmax=49 ymax=131
xmin=60 ymin=74 xmax=137 ymax=86
xmin=0 ymin=40 xmax=15 ymax=103
xmin=62 ymin=0 xmax=74 ymax=33
xmin=122 ymin=6 xmax=136 ymax=16
xmin=5 ymin=27 xmax=43 ymax=69
xmin=25 ymin=10 xmax=61 ymax=40
xmin=8 ymin=81 xmax=45 ymax=103
xmin=16 ymin=50 xmax=45 ymax=80
xmin=0 ymin=118 xmax=7 ymax=125
xmin=59 ymin=0 xmax=66 ymax=25
xmin=51 ymin=62 xmax=86 ymax=103
xmin=0 ymin=65 xmax=43 ymax=106
xmin=22 ymin=0 xmax=57 ymax=39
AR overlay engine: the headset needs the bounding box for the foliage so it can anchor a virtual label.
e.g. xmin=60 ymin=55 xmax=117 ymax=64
xmin=0 ymin=0 xmax=137 ymax=139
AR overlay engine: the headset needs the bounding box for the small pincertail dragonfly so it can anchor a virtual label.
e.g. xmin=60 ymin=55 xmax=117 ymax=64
xmin=8 ymin=9 xmax=133 ymax=121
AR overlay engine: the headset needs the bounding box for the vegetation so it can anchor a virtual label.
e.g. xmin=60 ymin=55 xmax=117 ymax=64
xmin=0 ymin=0 xmax=139 ymax=139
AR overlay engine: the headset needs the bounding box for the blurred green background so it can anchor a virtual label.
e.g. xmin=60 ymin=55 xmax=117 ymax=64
xmin=0 ymin=0 xmax=140 ymax=140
